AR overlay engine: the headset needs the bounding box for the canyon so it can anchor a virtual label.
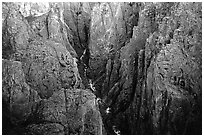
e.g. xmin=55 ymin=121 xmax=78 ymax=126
xmin=2 ymin=2 xmax=202 ymax=135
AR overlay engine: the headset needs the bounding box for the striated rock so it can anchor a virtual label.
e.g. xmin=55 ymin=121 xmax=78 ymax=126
xmin=2 ymin=2 xmax=201 ymax=135
xmin=96 ymin=2 xmax=201 ymax=135
xmin=63 ymin=2 xmax=91 ymax=51
xmin=88 ymin=2 xmax=142 ymax=97
xmin=126 ymin=2 xmax=201 ymax=135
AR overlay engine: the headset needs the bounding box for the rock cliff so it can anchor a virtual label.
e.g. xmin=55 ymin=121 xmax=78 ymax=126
xmin=2 ymin=2 xmax=202 ymax=135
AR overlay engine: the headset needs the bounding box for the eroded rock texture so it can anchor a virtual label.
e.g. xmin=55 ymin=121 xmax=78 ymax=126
xmin=2 ymin=2 xmax=102 ymax=135
xmin=87 ymin=2 xmax=202 ymax=135
xmin=2 ymin=2 xmax=202 ymax=135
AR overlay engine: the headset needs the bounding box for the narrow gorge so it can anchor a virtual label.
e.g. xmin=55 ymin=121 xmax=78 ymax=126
xmin=2 ymin=2 xmax=202 ymax=135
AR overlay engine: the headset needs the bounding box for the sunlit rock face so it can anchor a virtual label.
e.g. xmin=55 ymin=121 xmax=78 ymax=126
xmin=88 ymin=2 xmax=142 ymax=98
xmin=18 ymin=2 xmax=50 ymax=17
xmin=2 ymin=2 xmax=202 ymax=135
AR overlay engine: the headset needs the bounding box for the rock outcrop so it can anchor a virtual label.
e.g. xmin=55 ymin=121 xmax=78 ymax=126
xmin=2 ymin=2 xmax=103 ymax=135
xmin=2 ymin=2 xmax=202 ymax=135
xmin=87 ymin=2 xmax=202 ymax=135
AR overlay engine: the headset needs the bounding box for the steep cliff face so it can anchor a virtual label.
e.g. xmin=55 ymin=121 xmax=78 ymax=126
xmin=2 ymin=2 xmax=202 ymax=135
xmin=2 ymin=2 xmax=103 ymax=135
xmin=86 ymin=2 xmax=202 ymax=135
xmin=87 ymin=2 xmax=142 ymax=98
